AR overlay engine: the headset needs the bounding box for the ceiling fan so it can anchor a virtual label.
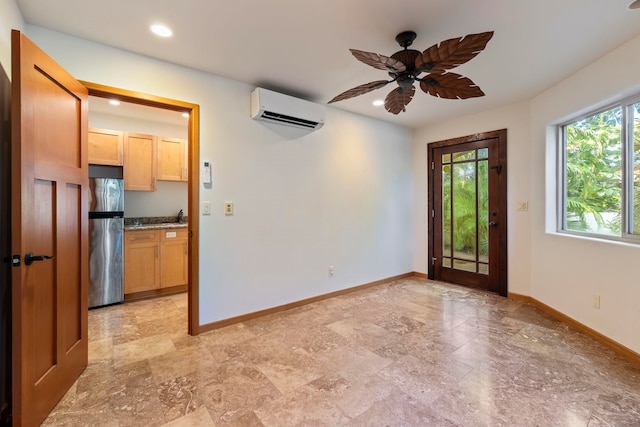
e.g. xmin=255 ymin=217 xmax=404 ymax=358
xmin=328 ymin=30 xmax=494 ymax=114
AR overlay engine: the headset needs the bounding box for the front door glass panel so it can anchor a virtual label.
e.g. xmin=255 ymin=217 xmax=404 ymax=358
xmin=441 ymin=148 xmax=489 ymax=275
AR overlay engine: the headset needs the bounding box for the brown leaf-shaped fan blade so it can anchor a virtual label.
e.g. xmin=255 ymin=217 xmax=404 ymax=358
xmin=328 ymin=80 xmax=390 ymax=104
xmin=420 ymin=73 xmax=485 ymax=99
xmin=384 ymin=85 xmax=416 ymax=115
xmin=416 ymin=31 xmax=494 ymax=73
xmin=350 ymin=49 xmax=407 ymax=73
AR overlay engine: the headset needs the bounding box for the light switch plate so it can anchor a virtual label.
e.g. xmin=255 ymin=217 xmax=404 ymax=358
xmin=202 ymin=201 xmax=211 ymax=215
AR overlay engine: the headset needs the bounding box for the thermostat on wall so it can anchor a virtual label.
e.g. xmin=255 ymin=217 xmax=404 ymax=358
xmin=202 ymin=161 xmax=212 ymax=184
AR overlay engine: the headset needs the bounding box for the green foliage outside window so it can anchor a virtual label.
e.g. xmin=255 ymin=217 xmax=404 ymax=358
xmin=442 ymin=152 xmax=488 ymax=263
xmin=564 ymin=107 xmax=622 ymax=235
xmin=563 ymin=101 xmax=640 ymax=237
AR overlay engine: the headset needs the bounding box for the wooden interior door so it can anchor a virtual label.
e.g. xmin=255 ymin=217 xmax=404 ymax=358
xmin=428 ymin=130 xmax=507 ymax=296
xmin=11 ymin=30 xmax=89 ymax=426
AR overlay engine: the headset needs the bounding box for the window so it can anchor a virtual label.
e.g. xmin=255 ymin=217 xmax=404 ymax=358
xmin=559 ymin=95 xmax=640 ymax=241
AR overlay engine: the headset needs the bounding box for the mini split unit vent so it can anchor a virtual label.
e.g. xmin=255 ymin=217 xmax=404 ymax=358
xmin=251 ymin=88 xmax=326 ymax=130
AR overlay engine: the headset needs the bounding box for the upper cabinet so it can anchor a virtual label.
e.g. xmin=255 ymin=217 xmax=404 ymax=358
xmin=124 ymin=132 xmax=157 ymax=191
xmin=89 ymin=127 xmax=187 ymax=191
xmin=88 ymin=128 xmax=123 ymax=166
xmin=157 ymin=136 xmax=187 ymax=182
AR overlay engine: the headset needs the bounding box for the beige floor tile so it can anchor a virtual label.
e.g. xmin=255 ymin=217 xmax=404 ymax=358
xmin=161 ymin=407 xmax=217 ymax=427
xmin=88 ymin=337 xmax=114 ymax=362
xmin=43 ymin=283 xmax=640 ymax=426
xmin=113 ymin=334 xmax=176 ymax=367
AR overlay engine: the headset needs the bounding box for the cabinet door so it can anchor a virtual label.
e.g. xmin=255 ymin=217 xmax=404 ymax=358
xmin=160 ymin=229 xmax=188 ymax=288
xmin=157 ymin=136 xmax=187 ymax=182
xmin=124 ymin=231 xmax=160 ymax=294
xmin=88 ymin=127 xmax=123 ymax=165
xmin=124 ymin=132 xmax=157 ymax=191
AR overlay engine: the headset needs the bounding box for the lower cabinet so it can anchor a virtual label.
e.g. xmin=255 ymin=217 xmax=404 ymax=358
xmin=124 ymin=230 xmax=159 ymax=294
xmin=160 ymin=229 xmax=189 ymax=288
xmin=124 ymin=228 xmax=188 ymax=296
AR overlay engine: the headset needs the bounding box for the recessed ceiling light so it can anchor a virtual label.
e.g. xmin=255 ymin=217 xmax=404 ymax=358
xmin=182 ymin=113 xmax=189 ymax=118
xmin=151 ymin=24 xmax=173 ymax=37
xmin=372 ymin=100 xmax=384 ymax=107
xmin=108 ymin=99 xmax=120 ymax=106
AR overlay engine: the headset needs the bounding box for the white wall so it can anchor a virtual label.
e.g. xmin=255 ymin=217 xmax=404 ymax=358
xmin=22 ymin=26 xmax=414 ymax=325
xmin=123 ymin=181 xmax=188 ymax=218
xmin=413 ymin=101 xmax=532 ymax=296
xmin=530 ymin=34 xmax=640 ymax=354
xmin=89 ymin=112 xmax=189 ymax=217
xmin=89 ymin=112 xmax=188 ymax=140
xmin=0 ymin=0 xmax=25 ymax=78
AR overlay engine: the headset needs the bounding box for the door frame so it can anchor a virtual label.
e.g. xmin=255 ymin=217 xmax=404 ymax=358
xmin=427 ymin=129 xmax=508 ymax=296
xmin=82 ymin=82 xmax=201 ymax=334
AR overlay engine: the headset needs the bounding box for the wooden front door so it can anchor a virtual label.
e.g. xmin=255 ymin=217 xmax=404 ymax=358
xmin=428 ymin=129 xmax=507 ymax=296
xmin=11 ymin=30 xmax=89 ymax=426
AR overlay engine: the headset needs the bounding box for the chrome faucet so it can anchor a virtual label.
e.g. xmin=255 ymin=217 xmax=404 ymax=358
xmin=177 ymin=209 xmax=184 ymax=223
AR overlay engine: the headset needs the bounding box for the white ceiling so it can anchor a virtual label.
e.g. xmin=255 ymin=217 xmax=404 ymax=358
xmin=15 ymin=0 xmax=640 ymax=129
xmin=88 ymin=96 xmax=189 ymax=127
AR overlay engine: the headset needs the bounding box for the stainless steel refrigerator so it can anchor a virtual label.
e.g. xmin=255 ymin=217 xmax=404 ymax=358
xmin=88 ymin=178 xmax=124 ymax=308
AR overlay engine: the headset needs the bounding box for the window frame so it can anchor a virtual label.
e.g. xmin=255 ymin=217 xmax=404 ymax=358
xmin=558 ymin=93 xmax=640 ymax=244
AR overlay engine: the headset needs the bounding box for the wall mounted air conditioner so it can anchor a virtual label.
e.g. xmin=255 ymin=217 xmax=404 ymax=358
xmin=251 ymin=87 xmax=325 ymax=130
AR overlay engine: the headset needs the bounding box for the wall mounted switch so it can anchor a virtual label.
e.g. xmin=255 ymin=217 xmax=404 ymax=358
xmin=202 ymin=201 xmax=211 ymax=215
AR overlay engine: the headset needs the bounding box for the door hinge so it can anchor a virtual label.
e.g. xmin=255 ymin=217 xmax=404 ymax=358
xmin=431 ymin=161 xmax=434 ymax=170
xmin=432 ymin=210 xmax=435 ymax=218
xmin=431 ymin=257 xmax=437 ymax=265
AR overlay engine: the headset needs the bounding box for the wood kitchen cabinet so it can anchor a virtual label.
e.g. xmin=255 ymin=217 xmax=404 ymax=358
xmin=124 ymin=132 xmax=157 ymax=191
xmin=88 ymin=127 xmax=124 ymax=166
xmin=124 ymin=230 xmax=160 ymax=294
xmin=124 ymin=228 xmax=188 ymax=297
xmin=90 ymin=127 xmax=187 ymax=188
xmin=157 ymin=136 xmax=187 ymax=182
xmin=160 ymin=229 xmax=188 ymax=288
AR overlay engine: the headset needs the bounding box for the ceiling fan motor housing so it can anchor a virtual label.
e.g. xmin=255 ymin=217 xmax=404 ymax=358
xmin=390 ymin=49 xmax=421 ymax=78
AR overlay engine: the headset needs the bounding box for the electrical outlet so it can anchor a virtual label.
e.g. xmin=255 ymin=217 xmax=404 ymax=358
xmin=592 ymin=294 xmax=601 ymax=309
xmin=328 ymin=266 xmax=335 ymax=277
xmin=224 ymin=201 xmax=233 ymax=215
xmin=517 ymin=201 xmax=529 ymax=211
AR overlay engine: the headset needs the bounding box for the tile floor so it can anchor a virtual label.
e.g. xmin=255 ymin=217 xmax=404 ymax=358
xmin=44 ymin=278 xmax=640 ymax=426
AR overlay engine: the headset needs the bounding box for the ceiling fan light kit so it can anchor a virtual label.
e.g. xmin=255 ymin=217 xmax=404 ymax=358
xmin=629 ymin=0 xmax=640 ymax=9
xmin=329 ymin=30 xmax=494 ymax=114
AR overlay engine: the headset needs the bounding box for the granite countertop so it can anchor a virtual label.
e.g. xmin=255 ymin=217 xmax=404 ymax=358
xmin=125 ymin=222 xmax=188 ymax=231
xmin=124 ymin=216 xmax=188 ymax=231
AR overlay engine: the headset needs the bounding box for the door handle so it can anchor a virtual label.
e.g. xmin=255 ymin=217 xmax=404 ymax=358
xmin=489 ymin=221 xmax=498 ymax=227
xmin=24 ymin=251 xmax=55 ymax=266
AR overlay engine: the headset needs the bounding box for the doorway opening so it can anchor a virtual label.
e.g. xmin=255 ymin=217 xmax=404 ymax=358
xmin=427 ymin=129 xmax=507 ymax=296
xmin=83 ymin=82 xmax=200 ymax=334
